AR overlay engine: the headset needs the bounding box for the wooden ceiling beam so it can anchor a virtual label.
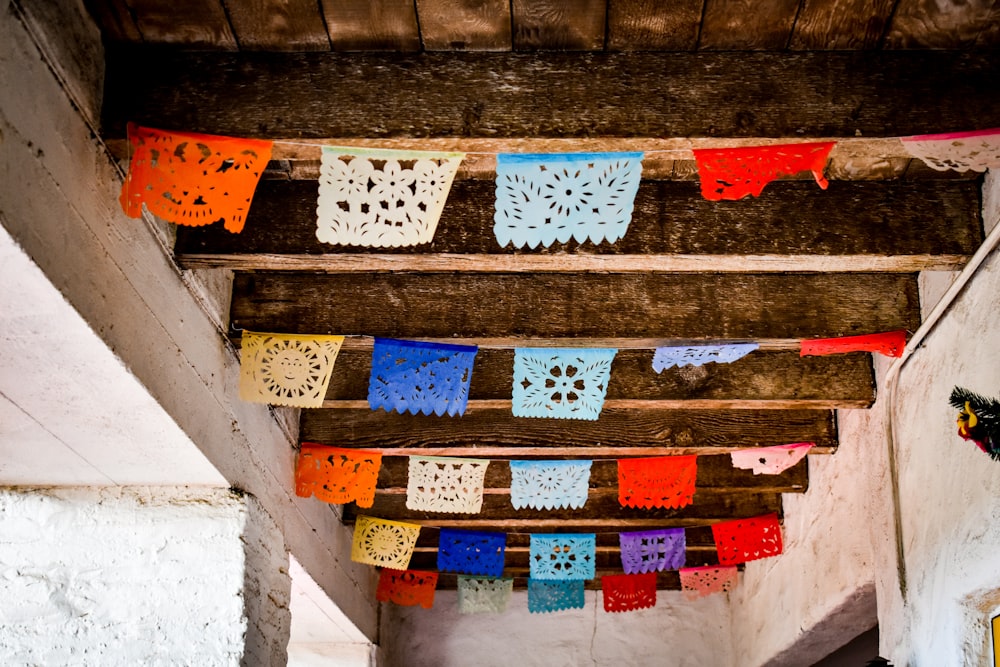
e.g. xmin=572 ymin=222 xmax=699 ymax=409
xmin=102 ymin=50 xmax=1000 ymax=139
xmin=318 ymin=348 xmax=874 ymax=409
xmin=301 ymin=408 xmax=837 ymax=454
xmin=433 ymin=571 xmax=691 ymax=591
xmin=175 ymin=180 xmax=982 ymax=270
xmin=230 ymin=272 xmax=920 ymax=339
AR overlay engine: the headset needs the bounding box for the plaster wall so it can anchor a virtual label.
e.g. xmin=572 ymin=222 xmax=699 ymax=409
xmin=379 ymin=589 xmax=733 ymax=667
xmin=883 ymin=178 xmax=1000 ymax=665
xmin=0 ymin=487 xmax=249 ymax=665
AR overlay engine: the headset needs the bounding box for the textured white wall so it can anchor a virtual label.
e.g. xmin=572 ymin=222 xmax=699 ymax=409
xmin=379 ymin=589 xmax=733 ymax=667
xmin=885 ymin=207 xmax=1000 ymax=664
xmin=0 ymin=487 xmax=249 ymax=665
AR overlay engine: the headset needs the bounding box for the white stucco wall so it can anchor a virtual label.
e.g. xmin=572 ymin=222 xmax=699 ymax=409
xmin=379 ymin=589 xmax=733 ymax=667
xmin=883 ymin=219 xmax=1000 ymax=664
xmin=0 ymin=487 xmax=250 ymax=665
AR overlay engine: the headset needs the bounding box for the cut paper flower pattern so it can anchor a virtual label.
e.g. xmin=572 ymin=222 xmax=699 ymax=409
xmin=528 ymin=579 xmax=585 ymax=614
xmin=680 ymin=566 xmax=739 ymax=600
xmin=494 ymin=152 xmax=643 ymax=249
xmin=376 ymin=569 xmax=438 ymax=609
xmin=901 ymin=128 xmax=1000 ymax=172
xmin=457 ymin=576 xmax=514 ymax=614
xmin=800 ymin=330 xmax=906 ymax=358
xmin=119 ymin=124 xmax=273 ymax=234
xmin=619 ymin=528 xmax=686 ymax=574
xmin=350 ymin=515 xmax=421 ymax=569
xmin=509 ymin=460 xmax=592 ymax=510
xmin=406 ymin=457 xmax=488 ymax=514
xmin=618 ymin=456 xmax=697 ymax=509
xmin=712 ymin=513 xmax=783 ymax=566
xmin=239 ymin=332 xmax=344 ymax=408
xmin=730 ymin=443 xmax=814 ymax=475
xmin=512 ymin=348 xmax=617 ymax=421
xmin=693 ymin=142 xmax=835 ymax=201
xmin=295 ymin=443 xmax=381 ymax=508
xmin=529 ymin=534 xmax=596 ymax=580
xmin=602 ymin=572 xmax=657 ymax=613
xmin=652 ymin=343 xmax=759 ymax=372
xmin=316 ymin=146 xmax=463 ymax=247
xmin=437 ymin=529 xmax=506 ymax=577
xmin=368 ymin=339 xmax=478 ymax=417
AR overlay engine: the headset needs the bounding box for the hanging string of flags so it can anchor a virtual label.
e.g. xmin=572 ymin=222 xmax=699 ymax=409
xmin=118 ymin=123 xmax=1000 ymax=240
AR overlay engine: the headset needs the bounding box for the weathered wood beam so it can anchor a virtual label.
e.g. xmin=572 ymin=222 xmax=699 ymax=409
xmin=102 ymin=50 xmax=1000 ymax=139
xmin=433 ymin=571 xmax=691 ymax=591
xmin=301 ymin=408 xmax=838 ymax=455
xmin=412 ymin=526 xmax=720 ymax=547
xmin=175 ymin=180 xmax=982 ymax=273
xmin=406 ymin=549 xmax=720 ymax=572
xmin=230 ymin=272 xmax=920 ymax=340
xmin=344 ymin=491 xmax=783 ymax=522
xmin=373 ymin=457 xmax=809 ymax=494
xmin=319 ymin=348 xmax=874 ymax=409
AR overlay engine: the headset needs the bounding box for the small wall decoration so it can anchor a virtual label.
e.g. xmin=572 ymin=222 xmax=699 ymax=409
xmin=652 ymin=343 xmax=759 ymax=372
xmin=119 ymin=123 xmax=273 ymax=233
xmin=406 ymin=456 xmax=488 ymax=514
xmin=437 ymin=529 xmax=506 ymax=577
xmin=376 ymin=569 xmax=438 ymax=608
xmin=901 ymin=128 xmax=1000 ymax=172
xmin=529 ymin=533 xmax=596 ymax=580
xmin=457 ymin=576 xmax=513 ymax=614
xmin=350 ymin=515 xmax=421 ymax=569
xmin=512 ymin=348 xmax=617 ymax=420
xmin=712 ymin=513 xmax=783 ymax=566
xmin=800 ymin=330 xmax=906 ymax=358
xmin=601 ymin=572 xmax=658 ymax=613
xmin=316 ymin=146 xmax=463 ymax=247
xmin=949 ymin=387 xmax=1000 ymax=460
xmin=692 ymin=141 xmax=835 ymax=200
xmin=493 ymin=152 xmax=643 ymax=249
xmin=679 ymin=566 xmax=739 ymax=600
xmin=527 ymin=579 xmax=586 ymax=614
xmin=368 ymin=338 xmax=478 ymax=417
xmin=618 ymin=456 xmax=698 ymax=509
xmin=730 ymin=442 xmax=814 ymax=475
xmin=238 ymin=332 xmax=344 ymax=408
xmin=294 ymin=443 xmax=381 ymax=507
xmin=619 ymin=528 xmax=686 ymax=574
xmin=509 ymin=460 xmax=592 ymax=510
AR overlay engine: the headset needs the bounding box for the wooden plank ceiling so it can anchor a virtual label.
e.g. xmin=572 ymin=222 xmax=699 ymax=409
xmin=90 ymin=0 xmax=994 ymax=589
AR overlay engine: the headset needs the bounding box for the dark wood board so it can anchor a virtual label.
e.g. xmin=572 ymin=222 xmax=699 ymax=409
xmin=300 ymin=407 xmax=837 ymax=453
xmin=607 ymin=0 xmax=704 ymax=50
xmin=321 ymin=348 xmax=874 ymax=406
xmin=222 ymin=0 xmax=332 ymax=51
xmin=229 ymin=272 xmax=920 ymax=339
xmin=405 ymin=548 xmax=721 ymax=572
xmin=416 ymin=0 xmax=511 ymax=51
xmin=124 ymin=0 xmax=238 ymax=49
xmin=175 ymin=180 xmax=982 ymax=259
xmin=789 ymin=0 xmax=897 ymax=49
xmin=433 ymin=571 xmax=690 ymax=590
xmin=85 ymin=0 xmax=144 ymax=43
xmin=319 ymin=0 xmax=421 ymax=51
xmin=409 ymin=526 xmax=721 ymax=547
xmin=885 ymin=0 xmax=1000 ymax=48
xmin=698 ymin=0 xmax=801 ymax=49
xmin=373 ymin=456 xmax=809 ymax=493
xmin=101 ymin=51 xmax=1000 ymax=139
xmin=511 ymin=0 xmax=607 ymax=50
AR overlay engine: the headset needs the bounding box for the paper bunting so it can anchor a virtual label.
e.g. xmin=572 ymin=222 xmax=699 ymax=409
xmin=693 ymin=141 xmax=835 ymax=201
xmin=437 ymin=529 xmax=506 ymax=577
xmin=493 ymin=152 xmax=643 ymax=249
xmin=512 ymin=348 xmax=617 ymax=420
xmin=712 ymin=513 xmax=783 ymax=566
xmin=680 ymin=566 xmax=739 ymax=600
xmin=509 ymin=460 xmax=592 ymax=510
xmin=238 ymin=332 xmax=344 ymax=408
xmin=652 ymin=343 xmax=759 ymax=372
xmin=376 ymin=569 xmax=438 ymax=609
xmin=800 ymin=330 xmax=907 ymax=358
xmin=618 ymin=456 xmax=697 ymax=509
xmin=406 ymin=456 xmax=489 ymax=514
xmin=119 ymin=123 xmax=272 ymax=233
xmin=529 ymin=534 xmax=596 ymax=580
xmin=619 ymin=528 xmax=686 ymax=574
xmin=295 ymin=443 xmax=381 ymax=507
xmin=730 ymin=443 xmax=813 ymax=475
xmin=528 ymin=579 xmax=586 ymax=614
xmin=316 ymin=146 xmax=463 ymax=247
xmin=457 ymin=576 xmax=514 ymax=614
xmin=901 ymin=128 xmax=1000 ymax=172
xmin=350 ymin=515 xmax=421 ymax=569
xmin=601 ymin=572 xmax=657 ymax=613
xmin=368 ymin=339 xmax=478 ymax=417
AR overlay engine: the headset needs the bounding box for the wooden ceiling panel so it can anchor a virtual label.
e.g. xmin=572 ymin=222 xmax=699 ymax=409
xmin=222 ymin=0 xmax=331 ymax=51
xmin=607 ymin=0 xmax=704 ymax=50
xmin=125 ymin=0 xmax=237 ymax=49
xmin=884 ymin=0 xmax=1000 ymax=48
xmin=698 ymin=0 xmax=800 ymax=49
xmin=416 ymin=0 xmax=512 ymax=51
xmin=319 ymin=0 xmax=421 ymax=51
xmin=300 ymin=408 xmax=837 ymax=456
xmin=788 ymin=0 xmax=896 ymax=50
xmin=511 ymin=0 xmax=607 ymax=50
